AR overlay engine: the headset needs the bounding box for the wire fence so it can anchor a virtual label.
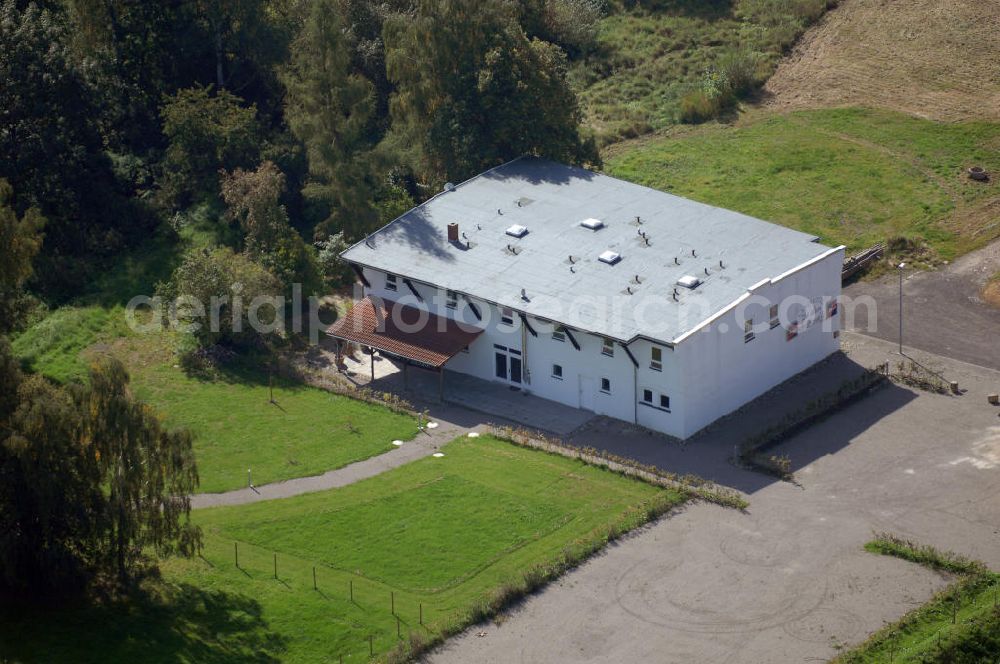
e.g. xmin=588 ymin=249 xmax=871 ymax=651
xmin=226 ymin=539 xmax=439 ymax=662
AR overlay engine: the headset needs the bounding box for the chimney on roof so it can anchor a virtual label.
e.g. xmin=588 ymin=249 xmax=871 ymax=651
xmin=447 ymin=223 xmax=459 ymax=243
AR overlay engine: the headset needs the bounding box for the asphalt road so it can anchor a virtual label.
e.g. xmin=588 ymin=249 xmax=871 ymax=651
xmin=843 ymin=238 xmax=1000 ymax=370
xmin=426 ymin=333 xmax=1000 ymax=663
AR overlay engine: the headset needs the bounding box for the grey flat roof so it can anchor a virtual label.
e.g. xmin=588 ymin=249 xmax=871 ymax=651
xmin=341 ymin=157 xmax=834 ymax=343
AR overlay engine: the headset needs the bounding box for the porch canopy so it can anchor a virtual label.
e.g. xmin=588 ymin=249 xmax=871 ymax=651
xmin=326 ymin=296 xmax=482 ymax=368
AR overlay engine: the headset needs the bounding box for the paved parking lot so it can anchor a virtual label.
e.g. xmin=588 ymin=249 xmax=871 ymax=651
xmin=427 ymin=332 xmax=1000 ymax=663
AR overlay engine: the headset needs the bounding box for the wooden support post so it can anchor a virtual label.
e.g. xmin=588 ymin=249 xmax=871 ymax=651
xmin=403 ymin=362 xmax=409 ymax=391
xmin=370 ymin=348 xmax=375 ymax=382
xmin=438 ymin=368 xmax=445 ymax=403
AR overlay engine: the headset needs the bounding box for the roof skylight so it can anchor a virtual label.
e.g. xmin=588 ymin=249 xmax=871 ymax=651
xmin=505 ymin=224 xmax=528 ymax=238
xmin=598 ymin=250 xmax=621 ymax=265
xmin=580 ymin=218 xmax=605 ymax=231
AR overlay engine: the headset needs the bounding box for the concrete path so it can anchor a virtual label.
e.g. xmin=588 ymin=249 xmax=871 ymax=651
xmin=191 ymin=418 xmax=470 ymax=509
xmin=426 ymin=332 xmax=1000 ymax=664
xmin=844 ymin=237 xmax=1000 ymax=370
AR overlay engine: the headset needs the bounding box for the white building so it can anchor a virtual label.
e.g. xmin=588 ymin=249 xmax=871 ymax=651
xmin=331 ymin=158 xmax=844 ymax=439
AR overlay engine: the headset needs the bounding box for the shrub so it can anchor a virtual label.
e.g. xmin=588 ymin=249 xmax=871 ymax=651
xmin=679 ymin=89 xmax=722 ymax=124
xmin=718 ymin=47 xmax=764 ymax=96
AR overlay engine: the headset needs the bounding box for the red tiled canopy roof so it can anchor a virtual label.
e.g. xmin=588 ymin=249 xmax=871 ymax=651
xmin=326 ymin=297 xmax=483 ymax=368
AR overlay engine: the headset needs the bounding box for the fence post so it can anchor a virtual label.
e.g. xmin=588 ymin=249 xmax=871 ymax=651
xmin=369 ymin=635 xmax=373 ymax=656
xmin=274 ymin=553 xmax=277 ymax=580
xmin=391 ymin=591 xmax=395 ymax=615
xmin=420 ymin=602 xmax=423 ymax=625
xmin=396 ymin=615 xmax=401 ymax=638
xmin=350 ymin=579 xmax=353 ymax=602
xmin=234 ymin=542 xmax=239 ymax=568
xmin=313 ymin=566 xmax=317 ymax=590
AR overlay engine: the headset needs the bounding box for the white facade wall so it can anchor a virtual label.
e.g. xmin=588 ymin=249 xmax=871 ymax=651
xmin=356 ymin=246 xmax=842 ymax=440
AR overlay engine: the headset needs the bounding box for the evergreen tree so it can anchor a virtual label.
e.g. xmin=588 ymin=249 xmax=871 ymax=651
xmin=281 ymin=0 xmax=381 ymax=239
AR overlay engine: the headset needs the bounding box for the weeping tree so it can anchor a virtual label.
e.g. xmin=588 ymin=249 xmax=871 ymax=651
xmin=80 ymin=357 xmax=201 ymax=583
xmin=0 ymin=347 xmax=201 ymax=595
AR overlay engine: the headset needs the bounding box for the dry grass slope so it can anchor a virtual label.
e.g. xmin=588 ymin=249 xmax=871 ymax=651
xmin=763 ymin=0 xmax=1000 ymax=122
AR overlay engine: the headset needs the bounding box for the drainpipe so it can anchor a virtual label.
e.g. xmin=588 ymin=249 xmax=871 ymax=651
xmin=521 ymin=322 xmax=530 ymax=386
xmin=632 ymin=357 xmax=638 ymax=424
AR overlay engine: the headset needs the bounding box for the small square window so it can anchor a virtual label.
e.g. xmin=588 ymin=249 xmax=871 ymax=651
xmin=786 ymin=321 xmax=799 ymax=341
xmin=659 ymin=394 xmax=670 ymax=410
xmin=552 ymin=364 xmax=563 ymax=379
xmin=501 ymin=307 xmax=514 ymax=325
xmin=650 ymin=346 xmax=662 ymax=371
xmin=769 ymin=304 xmax=780 ymax=329
xmin=744 ymin=318 xmax=755 ymax=343
xmin=552 ymin=326 xmax=566 ymax=342
xmin=602 ymin=337 xmax=614 ymax=357
xmin=643 ymin=389 xmax=653 ymax=403
xmin=385 ymin=273 xmax=398 ymax=291
xmin=600 ymin=378 xmax=611 ymax=393
xmin=445 ymin=290 xmax=458 ymax=309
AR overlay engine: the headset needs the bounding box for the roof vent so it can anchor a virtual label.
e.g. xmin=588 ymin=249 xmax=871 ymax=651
xmin=443 ymin=182 xmax=456 ymax=192
xmin=505 ymin=224 xmax=528 ymax=238
xmin=677 ymin=275 xmax=701 ymax=289
xmin=580 ymin=218 xmax=605 ymax=231
xmin=598 ymin=250 xmax=621 ymax=265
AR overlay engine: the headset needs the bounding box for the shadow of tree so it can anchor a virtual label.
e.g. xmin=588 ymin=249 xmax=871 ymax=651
xmin=0 ymin=582 xmax=288 ymax=663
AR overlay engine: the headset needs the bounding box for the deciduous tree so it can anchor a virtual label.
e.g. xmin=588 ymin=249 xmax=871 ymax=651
xmin=384 ymin=0 xmax=599 ymax=183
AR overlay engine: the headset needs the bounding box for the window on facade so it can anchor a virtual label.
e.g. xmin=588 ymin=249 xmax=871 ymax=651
xmin=826 ymin=299 xmax=838 ymax=319
xmin=552 ymin=364 xmax=563 ymax=379
xmin=385 ymin=273 xmax=398 ymax=291
xmin=650 ymin=346 xmax=663 ymax=371
xmin=769 ymin=304 xmax=780 ymax=329
xmin=659 ymin=394 xmax=670 ymax=410
xmin=786 ymin=321 xmax=799 ymax=341
xmin=552 ymin=326 xmax=566 ymax=342
xmin=643 ymin=389 xmax=653 ymax=403
xmin=446 ymin=290 xmax=458 ymax=309
xmin=600 ymin=378 xmax=611 ymax=393
xmin=744 ymin=318 xmax=755 ymax=343
xmin=501 ymin=307 xmax=514 ymax=325
xmin=602 ymin=337 xmax=614 ymax=357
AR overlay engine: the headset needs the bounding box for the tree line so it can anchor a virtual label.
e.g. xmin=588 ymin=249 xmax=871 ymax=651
xmin=1 ymin=0 xmax=602 ymax=308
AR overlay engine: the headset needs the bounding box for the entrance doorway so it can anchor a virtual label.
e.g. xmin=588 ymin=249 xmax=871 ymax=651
xmin=493 ymin=344 xmax=522 ymax=385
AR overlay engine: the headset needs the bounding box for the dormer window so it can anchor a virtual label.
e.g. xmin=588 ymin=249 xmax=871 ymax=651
xmin=553 ymin=326 xmax=566 ymax=342
xmin=501 ymin=307 xmax=514 ymax=326
xmin=385 ymin=273 xmax=398 ymax=291
xmin=445 ymin=290 xmax=458 ymax=309
xmin=602 ymin=337 xmax=614 ymax=357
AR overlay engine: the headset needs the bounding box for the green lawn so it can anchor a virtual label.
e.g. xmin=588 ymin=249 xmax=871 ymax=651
xmin=12 ymin=310 xmax=416 ymax=494
xmin=606 ymin=108 xmax=1000 ymax=258
xmin=0 ymin=435 xmax=684 ymax=663
xmin=131 ymin=360 xmax=417 ymax=494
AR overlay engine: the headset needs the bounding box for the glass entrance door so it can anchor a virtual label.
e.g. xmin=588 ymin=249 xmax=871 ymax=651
xmin=493 ymin=345 xmax=522 ymax=385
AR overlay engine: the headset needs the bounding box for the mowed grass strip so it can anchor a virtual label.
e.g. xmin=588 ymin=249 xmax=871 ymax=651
xmin=606 ymin=108 xmax=1000 ymax=258
xmin=0 ymin=435 xmax=683 ymax=663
